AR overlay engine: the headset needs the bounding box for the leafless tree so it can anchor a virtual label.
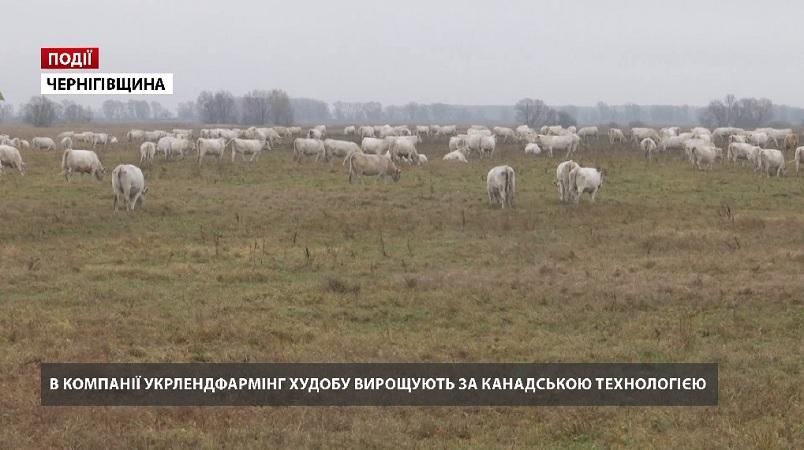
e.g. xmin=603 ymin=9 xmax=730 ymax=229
xmin=515 ymin=98 xmax=554 ymax=128
xmin=22 ymin=96 xmax=58 ymax=127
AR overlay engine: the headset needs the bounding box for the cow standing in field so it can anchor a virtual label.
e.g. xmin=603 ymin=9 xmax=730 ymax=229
xmin=641 ymin=138 xmax=658 ymax=161
xmin=293 ymin=138 xmax=326 ymax=162
xmin=568 ymin=166 xmax=603 ymax=204
xmin=139 ymin=142 xmax=156 ymax=164
xmin=344 ymin=151 xmax=401 ymax=184
xmin=32 ymin=137 xmax=56 ymax=151
xmin=324 ymin=139 xmax=361 ymax=162
xmin=555 ymin=160 xmax=580 ymax=202
xmin=195 ymin=138 xmax=226 ymax=165
xmin=61 ymin=149 xmax=104 ymax=181
xmin=793 ymin=147 xmax=804 ymax=175
xmin=111 ymin=164 xmax=148 ymax=211
xmin=0 ymin=145 xmax=26 ymax=175
xmin=757 ymin=149 xmax=786 ymax=177
xmin=229 ymin=138 xmax=269 ymax=162
xmin=486 ymin=165 xmax=516 ymax=208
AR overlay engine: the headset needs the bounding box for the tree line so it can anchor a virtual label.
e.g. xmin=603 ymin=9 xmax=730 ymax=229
xmin=3 ymin=92 xmax=804 ymax=128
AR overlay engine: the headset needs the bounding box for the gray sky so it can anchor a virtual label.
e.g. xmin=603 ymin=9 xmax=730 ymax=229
xmin=4 ymin=0 xmax=802 ymax=109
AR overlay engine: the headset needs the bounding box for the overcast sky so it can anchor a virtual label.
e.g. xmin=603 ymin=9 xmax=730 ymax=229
xmin=3 ymin=0 xmax=801 ymax=109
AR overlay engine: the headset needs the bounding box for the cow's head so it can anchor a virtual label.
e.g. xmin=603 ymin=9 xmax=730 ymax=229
xmin=95 ymin=166 xmax=106 ymax=181
xmin=391 ymin=166 xmax=401 ymax=182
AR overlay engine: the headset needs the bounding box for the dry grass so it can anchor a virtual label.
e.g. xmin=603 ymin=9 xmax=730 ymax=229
xmin=0 ymin=123 xmax=802 ymax=448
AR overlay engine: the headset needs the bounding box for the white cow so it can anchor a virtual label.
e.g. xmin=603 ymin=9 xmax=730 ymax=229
xmin=344 ymin=126 xmax=356 ymax=136
xmin=344 ymin=152 xmax=401 ymax=184
xmin=641 ymin=138 xmax=658 ymax=161
xmin=691 ymin=145 xmax=723 ymax=171
xmin=748 ymin=132 xmax=770 ymax=148
xmin=757 ymin=149 xmax=785 ymax=177
xmin=358 ymin=126 xmax=375 ymax=138
xmin=32 ymin=137 xmax=56 ymax=151
xmin=195 ymin=138 xmax=226 ymax=165
xmin=324 ymin=139 xmax=361 ymax=162
xmin=137 ymin=142 xmax=154 ymax=164
xmin=438 ymin=125 xmax=457 ymax=136
xmin=417 ymin=154 xmax=428 ymax=164
xmin=91 ymin=133 xmax=115 ymax=149
xmin=486 ymin=166 xmax=516 ymax=208
xmin=568 ymin=166 xmax=603 ymax=204
xmin=0 ymin=145 xmax=26 ymax=175
xmin=555 ymin=160 xmax=580 ymax=202
xmin=577 ymin=126 xmax=599 ymax=143
xmin=443 ymin=148 xmax=469 ymax=162
xmin=126 ymin=129 xmax=145 ymax=142
xmin=361 ymin=137 xmax=393 ymax=155
xmin=480 ymin=135 xmax=496 ymax=159
xmin=416 ymin=126 xmax=430 ymax=138
xmin=388 ymin=138 xmax=419 ymax=164
xmin=538 ymin=134 xmax=579 ymax=158
xmin=307 ymin=128 xmax=323 ymax=140
xmin=61 ymin=149 xmax=104 ymax=181
xmin=229 ymin=138 xmax=268 ymax=162
xmin=493 ymin=127 xmax=516 ymax=143
xmin=609 ymin=128 xmax=627 ymax=145
xmin=449 ymin=135 xmax=467 ymax=151
xmin=726 ymin=143 xmax=760 ymax=167
xmin=524 ymin=143 xmax=542 ymax=156
xmin=793 ymin=147 xmax=804 ymax=175
xmin=111 ymin=164 xmax=148 ymax=211
xmin=293 ymin=138 xmax=326 ymax=162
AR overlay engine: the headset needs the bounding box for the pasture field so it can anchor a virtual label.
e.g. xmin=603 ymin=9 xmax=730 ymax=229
xmin=1 ymin=124 xmax=802 ymax=449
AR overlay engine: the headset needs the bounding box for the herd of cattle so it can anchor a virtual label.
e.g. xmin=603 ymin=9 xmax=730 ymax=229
xmin=0 ymin=122 xmax=802 ymax=210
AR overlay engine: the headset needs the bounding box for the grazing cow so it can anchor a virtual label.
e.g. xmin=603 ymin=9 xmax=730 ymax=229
xmin=631 ymin=128 xmax=661 ymax=144
xmin=727 ymin=143 xmax=760 ymax=167
xmin=358 ymin=126 xmax=375 ymax=138
xmin=0 ymin=145 xmax=26 ymax=175
xmin=748 ymin=132 xmax=770 ymax=148
xmin=429 ymin=125 xmax=442 ymax=136
xmin=91 ymin=133 xmax=114 ymax=149
xmin=388 ymin=138 xmax=419 ymax=164
xmin=577 ymin=126 xmax=599 ymax=143
xmin=61 ymin=149 xmax=104 ymax=181
xmin=467 ymin=128 xmax=492 ymax=136
xmin=538 ymin=134 xmax=579 ymax=158
xmin=794 ymin=147 xmax=804 ymax=175
xmin=324 ymin=139 xmax=361 ymax=162
xmin=486 ymin=165 xmax=516 ymax=208
xmin=288 ymin=127 xmax=303 ymax=136
xmin=111 ymin=164 xmax=148 ymax=211
xmin=195 ymin=138 xmax=226 ymax=165
xmin=126 ymin=129 xmax=145 ymax=142
xmin=293 ymin=138 xmax=326 ymax=162
xmin=757 ymin=149 xmax=786 ymax=177
xmin=32 ymin=137 xmax=56 ymax=151
xmin=480 ymin=135 xmax=496 ymax=159
xmin=344 ymin=126 xmax=356 ymax=136
xmin=641 ymin=138 xmax=658 ymax=161
xmin=416 ymin=126 xmax=430 ymax=138
xmin=443 ymin=148 xmax=469 ymax=162
xmin=438 ymin=125 xmax=457 ymax=136
xmin=307 ymin=128 xmax=323 ymax=140
xmin=568 ymin=166 xmax=603 ymax=204
xmin=344 ymin=152 xmax=401 ymax=184
xmin=361 ymin=137 xmax=393 ymax=155
xmin=417 ymin=154 xmax=428 ymax=164
xmin=555 ymin=160 xmax=580 ymax=202
xmin=608 ymin=128 xmax=627 ymax=145
xmin=493 ymin=127 xmax=516 ymax=143
xmin=783 ymin=134 xmax=799 ymax=152
xmin=139 ymin=142 xmax=156 ymax=164
xmin=660 ymin=135 xmax=691 ymax=152
xmin=524 ymin=143 xmax=542 ymax=156
xmin=691 ymin=145 xmax=723 ymax=171
xmin=229 ymin=138 xmax=268 ymax=162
